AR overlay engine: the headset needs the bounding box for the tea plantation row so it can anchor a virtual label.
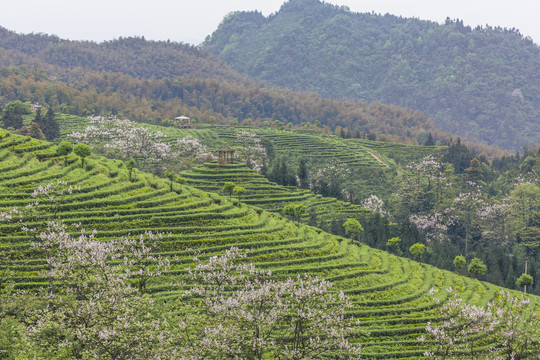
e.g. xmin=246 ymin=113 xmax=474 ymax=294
xmin=0 ymin=132 xmax=535 ymax=359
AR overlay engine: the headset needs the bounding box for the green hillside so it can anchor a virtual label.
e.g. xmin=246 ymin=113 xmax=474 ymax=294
xmin=53 ymin=114 xmax=540 ymax=292
xmin=181 ymin=161 xmax=316 ymax=211
xmin=180 ymin=161 xmax=381 ymax=230
xmin=0 ymin=26 xmax=250 ymax=85
xmin=56 ymin=113 xmax=442 ymax=201
xmin=4 ymin=134 xmax=536 ymax=359
xmin=1 ymin=131 xmax=538 ymax=358
xmin=202 ymin=0 xmax=540 ymax=150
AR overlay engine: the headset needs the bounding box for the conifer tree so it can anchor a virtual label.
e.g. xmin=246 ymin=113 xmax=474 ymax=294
xmin=298 ymin=158 xmax=308 ymax=188
xmin=423 ymin=132 xmax=435 ymax=146
xmin=20 ymin=122 xmax=46 ymax=140
xmin=39 ymin=107 xmax=60 ymax=141
xmin=33 ymin=107 xmax=43 ymax=123
xmin=465 ymin=158 xmax=484 ymax=183
xmin=1 ymin=100 xmax=28 ymax=130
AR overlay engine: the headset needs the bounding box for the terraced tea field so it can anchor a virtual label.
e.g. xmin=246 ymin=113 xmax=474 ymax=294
xmin=56 ymin=113 xmax=436 ymax=173
xmin=180 ymin=161 xmax=380 ymax=231
xmin=2 ymin=131 xmax=537 ymax=358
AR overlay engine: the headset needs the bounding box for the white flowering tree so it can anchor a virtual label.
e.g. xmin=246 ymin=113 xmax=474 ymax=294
xmin=122 ymin=231 xmax=171 ymax=294
xmin=178 ymin=247 xmax=363 ymax=359
xmin=309 ymin=162 xmax=352 ymax=199
xmin=446 ymin=188 xmax=487 ymax=258
xmin=397 ymin=156 xmax=449 ymax=217
xmin=236 ymin=129 xmax=266 ymax=169
xmin=29 ymin=180 xmax=80 ymax=219
xmin=409 ymin=212 xmax=449 ymax=244
xmin=361 ymin=194 xmax=388 ymax=216
xmin=478 ymin=202 xmax=511 ymax=247
xmin=420 ymin=288 xmax=540 ymax=360
xmin=419 ymin=288 xmax=496 ymax=359
xmin=176 ymin=135 xmax=211 ymax=169
xmin=408 ymin=184 xmax=489 ymax=261
xmin=27 ymin=221 xmax=176 ymax=360
xmin=2 ymin=184 xmax=176 ymax=358
xmin=488 ymin=290 xmax=540 ymax=359
xmin=70 ymin=116 xmax=174 ymax=170
xmin=19 ymin=181 xmax=81 ymax=298
xmin=409 ymin=156 xmax=448 ymax=201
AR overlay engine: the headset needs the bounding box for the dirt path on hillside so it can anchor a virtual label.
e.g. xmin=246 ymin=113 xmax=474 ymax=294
xmin=364 ymin=149 xmax=389 ymax=167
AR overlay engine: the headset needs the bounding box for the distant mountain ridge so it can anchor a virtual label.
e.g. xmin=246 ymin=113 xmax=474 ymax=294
xmin=0 ymin=26 xmax=252 ymax=85
xmin=0 ymin=25 xmax=447 ymax=147
xmin=202 ymin=0 xmax=540 ymax=150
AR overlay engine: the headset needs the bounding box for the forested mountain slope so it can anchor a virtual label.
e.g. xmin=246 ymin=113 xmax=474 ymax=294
xmin=0 ymin=62 xmax=445 ymax=146
xmin=0 ymin=26 xmax=251 ymax=84
xmin=0 ymin=24 xmax=450 ymax=146
xmin=202 ymin=0 xmax=540 ymax=150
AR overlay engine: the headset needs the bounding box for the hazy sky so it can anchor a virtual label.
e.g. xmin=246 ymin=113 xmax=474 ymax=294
xmin=0 ymin=0 xmax=539 ymax=45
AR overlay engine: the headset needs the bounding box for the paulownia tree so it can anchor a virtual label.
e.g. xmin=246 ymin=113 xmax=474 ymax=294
xmin=236 ymin=129 xmax=266 ymax=169
xmin=420 ymin=288 xmax=540 ymax=360
xmin=419 ymin=288 xmax=497 ymax=359
xmin=2 ymin=187 xmax=175 ymax=359
xmin=70 ymin=116 xmax=174 ymax=170
xmin=176 ymin=135 xmax=210 ymax=169
xmin=27 ymin=221 xmax=176 ymax=359
xmin=178 ymin=247 xmax=363 ymax=359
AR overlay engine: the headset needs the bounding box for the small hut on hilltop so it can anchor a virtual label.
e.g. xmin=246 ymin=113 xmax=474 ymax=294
xmin=174 ymin=116 xmax=193 ymax=129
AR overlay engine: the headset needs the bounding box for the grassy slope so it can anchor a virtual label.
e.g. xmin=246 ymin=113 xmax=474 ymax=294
xmin=1 ymin=131 xmax=538 ymax=359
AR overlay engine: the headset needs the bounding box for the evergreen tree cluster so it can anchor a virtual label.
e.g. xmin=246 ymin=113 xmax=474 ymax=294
xmin=0 ymin=101 xmax=59 ymax=141
xmin=203 ymin=0 xmax=540 ymax=150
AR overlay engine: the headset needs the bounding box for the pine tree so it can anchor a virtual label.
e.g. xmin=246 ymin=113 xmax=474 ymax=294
xmin=1 ymin=100 xmax=27 ymax=130
xmin=33 ymin=107 xmax=43 ymax=123
xmin=423 ymin=132 xmax=435 ymax=146
xmin=28 ymin=122 xmax=46 ymax=140
xmin=40 ymin=107 xmax=60 ymax=141
xmin=298 ymin=158 xmax=308 ymax=188
xmin=465 ymin=158 xmax=484 ymax=183
xmin=442 ymin=137 xmax=474 ymax=173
